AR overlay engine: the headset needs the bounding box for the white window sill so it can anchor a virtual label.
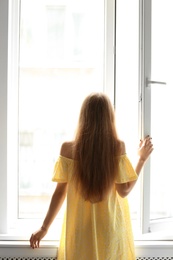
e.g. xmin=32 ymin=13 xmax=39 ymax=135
xmin=1 ymin=239 xmax=173 ymax=258
xmin=0 ymin=239 xmax=58 ymax=258
xmin=1 ymin=234 xmax=173 ymax=259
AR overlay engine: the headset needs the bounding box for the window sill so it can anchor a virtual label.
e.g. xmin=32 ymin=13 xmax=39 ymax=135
xmin=135 ymin=240 xmax=173 ymax=257
xmin=1 ymin=239 xmax=173 ymax=258
xmin=0 ymin=239 xmax=58 ymax=258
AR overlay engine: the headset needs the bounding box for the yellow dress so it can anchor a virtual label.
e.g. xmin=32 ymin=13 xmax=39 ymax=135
xmin=52 ymin=154 xmax=138 ymax=260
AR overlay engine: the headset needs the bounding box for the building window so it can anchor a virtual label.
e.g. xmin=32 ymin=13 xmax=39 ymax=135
xmin=0 ymin=0 xmax=115 ymax=237
xmin=1 ymin=0 xmax=173 ymax=239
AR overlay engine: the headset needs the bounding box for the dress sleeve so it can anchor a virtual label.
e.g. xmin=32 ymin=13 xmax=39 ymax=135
xmin=52 ymin=156 xmax=69 ymax=183
xmin=115 ymin=154 xmax=138 ymax=183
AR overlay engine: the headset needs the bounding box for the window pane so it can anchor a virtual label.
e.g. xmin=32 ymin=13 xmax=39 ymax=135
xmin=19 ymin=0 xmax=105 ymax=218
xmin=150 ymin=0 xmax=173 ymax=221
xmin=116 ymin=0 xmax=139 ymax=224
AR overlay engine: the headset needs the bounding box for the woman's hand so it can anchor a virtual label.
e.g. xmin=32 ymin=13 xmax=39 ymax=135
xmin=30 ymin=227 xmax=47 ymax=249
xmin=138 ymin=135 xmax=154 ymax=162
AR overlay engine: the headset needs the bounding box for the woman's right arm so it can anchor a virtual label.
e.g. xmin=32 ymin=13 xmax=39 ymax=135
xmin=30 ymin=182 xmax=67 ymax=248
xmin=116 ymin=136 xmax=153 ymax=197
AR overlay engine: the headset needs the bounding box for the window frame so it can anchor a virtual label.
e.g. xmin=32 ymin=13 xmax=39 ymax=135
xmin=138 ymin=0 xmax=152 ymax=234
xmin=0 ymin=0 xmax=20 ymax=235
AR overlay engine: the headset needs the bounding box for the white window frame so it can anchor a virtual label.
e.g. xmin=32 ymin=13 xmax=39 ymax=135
xmin=0 ymin=0 xmax=20 ymax=236
xmin=0 ymin=0 xmax=115 ymax=238
xmin=139 ymin=0 xmax=152 ymax=234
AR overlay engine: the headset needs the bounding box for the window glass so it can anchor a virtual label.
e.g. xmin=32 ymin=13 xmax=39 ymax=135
xmin=19 ymin=0 xmax=105 ymax=218
xmin=116 ymin=0 xmax=139 ymax=225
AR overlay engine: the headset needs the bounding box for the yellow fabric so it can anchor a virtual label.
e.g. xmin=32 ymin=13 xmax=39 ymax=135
xmin=52 ymin=154 xmax=138 ymax=260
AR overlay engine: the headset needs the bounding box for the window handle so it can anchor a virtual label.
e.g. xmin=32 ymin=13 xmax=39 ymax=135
xmin=146 ymin=78 xmax=166 ymax=87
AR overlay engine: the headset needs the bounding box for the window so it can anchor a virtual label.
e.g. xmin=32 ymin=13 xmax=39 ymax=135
xmin=0 ymin=0 xmax=115 ymax=237
xmin=146 ymin=0 xmax=173 ymax=233
xmin=116 ymin=0 xmax=173 ymax=237
xmin=1 ymin=0 xmax=173 ymax=240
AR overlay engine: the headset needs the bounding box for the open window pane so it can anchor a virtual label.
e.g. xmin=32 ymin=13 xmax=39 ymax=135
xmin=150 ymin=0 xmax=173 ymax=221
xmin=18 ymin=0 xmax=105 ymax=218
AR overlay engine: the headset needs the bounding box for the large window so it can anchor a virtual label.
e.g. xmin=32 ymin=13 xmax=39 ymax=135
xmin=0 ymin=0 xmax=115 ymax=237
xmin=147 ymin=0 xmax=173 ymax=233
xmin=1 ymin=0 xmax=173 ymax=239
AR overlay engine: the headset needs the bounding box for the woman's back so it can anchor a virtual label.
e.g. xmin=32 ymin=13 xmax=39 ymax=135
xmin=52 ymin=144 xmax=137 ymax=260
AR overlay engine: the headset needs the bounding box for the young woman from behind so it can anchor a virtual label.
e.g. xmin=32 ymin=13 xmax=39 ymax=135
xmin=30 ymin=92 xmax=153 ymax=260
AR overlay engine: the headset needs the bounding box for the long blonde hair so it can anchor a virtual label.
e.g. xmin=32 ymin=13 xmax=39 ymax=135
xmin=73 ymin=93 xmax=121 ymax=203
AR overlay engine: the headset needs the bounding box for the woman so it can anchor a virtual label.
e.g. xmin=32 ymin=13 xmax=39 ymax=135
xmin=30 ymin=92 xmax=153 ymax=260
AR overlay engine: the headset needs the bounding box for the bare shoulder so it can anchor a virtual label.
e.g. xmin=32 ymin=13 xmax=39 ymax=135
xmin=60 ymin=141 xmax=74 ymax=159
xmin=118 ymin=140 xmax=126 ymax=155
